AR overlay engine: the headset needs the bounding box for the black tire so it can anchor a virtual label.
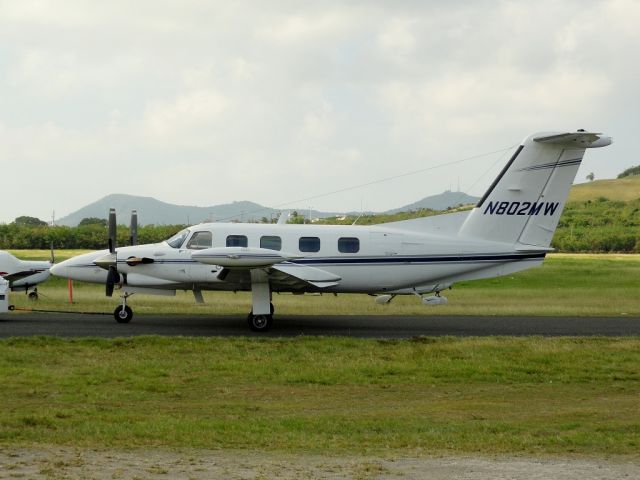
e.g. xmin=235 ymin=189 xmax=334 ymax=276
xmin=248 ymin=313 xmax=272 ymax=332
xmin=28 ymin=291 xmax=38 ymax=301
xmin=114 ymin=305 xmax=133 ymax=323
xmin=8 ymin=305 xmax=15 ymax=311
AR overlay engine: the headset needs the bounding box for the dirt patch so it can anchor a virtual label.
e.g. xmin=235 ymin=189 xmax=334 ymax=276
xmin=0 ymin=446 xmax=638 ymax=479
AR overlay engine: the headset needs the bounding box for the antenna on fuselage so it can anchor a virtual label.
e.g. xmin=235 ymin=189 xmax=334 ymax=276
xmin=352 ymin=199 xmax=364 ymax=225
xmin=277 ymin=211 xmax=289 ymax=225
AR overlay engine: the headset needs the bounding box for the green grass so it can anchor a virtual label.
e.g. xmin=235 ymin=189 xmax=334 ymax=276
xmin=8 ymin=253 xmax=640 ymax=316
xmin=569 ymin=176 xmax=640 ymax=202
xmin=3 ymin=254 xmax=640 ymax=456
xmin=0 ymin=336 xmax=638 ymax=456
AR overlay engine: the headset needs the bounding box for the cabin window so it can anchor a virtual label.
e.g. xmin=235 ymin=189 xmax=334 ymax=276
xmin=165 ymin=229 xmax=189 ymax=248
xmin=186 ymin=231 xmax=212 ymax=250
xmin=260 ymin=235 xmax=282 ymax=251
xmin=338 ymin=237 xmax=360 ymax=253
xmin=299 ymin=236 xmax=320 ymax=253
xmin=226 ymin=235 xmax=248 ymax=247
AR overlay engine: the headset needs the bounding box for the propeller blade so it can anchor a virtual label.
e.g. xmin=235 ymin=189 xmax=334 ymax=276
xmin=130 ymin=210 xmax=138 ymax=246
xmin=50 ymin=241 xmax=55 ymax=265
xmin=106 ymin=266 xmax=120 ymax=297
xmin=108 ymin=208 xmax=117 ymax=254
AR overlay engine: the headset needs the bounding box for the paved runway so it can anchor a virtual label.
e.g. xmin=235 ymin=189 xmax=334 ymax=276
xmin=1 ymin=311 xmax=639 ymax=338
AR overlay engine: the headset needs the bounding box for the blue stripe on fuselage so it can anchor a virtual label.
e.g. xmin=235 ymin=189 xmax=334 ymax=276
xmin=113 ymin=251 xmax=546 ymax=267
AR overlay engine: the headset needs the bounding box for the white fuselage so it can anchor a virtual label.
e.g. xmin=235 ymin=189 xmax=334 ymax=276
xmin=51 ymin=221 xmax=545 ymax=296
xmin=47 ymin=130 xmax=611 ymax=330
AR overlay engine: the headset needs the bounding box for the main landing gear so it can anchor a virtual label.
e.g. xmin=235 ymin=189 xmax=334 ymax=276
xmin=114 ymin=293 xmax=134 ymax=323
xmin=247 ymin=303 xmax=275 ymax=332
xmin=248 ymin=270 xmax=274 ymax=332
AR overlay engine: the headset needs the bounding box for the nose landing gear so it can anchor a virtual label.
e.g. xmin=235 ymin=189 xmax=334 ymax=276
xmin=114 ymin=293 xmax=134 ymax=323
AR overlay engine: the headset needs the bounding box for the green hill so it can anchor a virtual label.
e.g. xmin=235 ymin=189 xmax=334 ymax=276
xmin=554 ymin=177 xmax=640 ymax=252
xmin=569 ymin=176 xmax=640 ymax=202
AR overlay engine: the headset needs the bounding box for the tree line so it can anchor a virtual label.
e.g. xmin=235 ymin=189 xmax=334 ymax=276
xmin=2 ymin=198 xmax=640 ymax=252
xmin=0 ymin=222 xmax=184 ymax=250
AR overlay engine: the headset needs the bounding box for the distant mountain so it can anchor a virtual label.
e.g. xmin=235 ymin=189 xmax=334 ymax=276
xmin=56 ymin=191 xmax=481 ymax=226
xmin=385 ymin=191 xmax=479 ymax=214
xmin=56 ymin=194 xmax=281 ymax=226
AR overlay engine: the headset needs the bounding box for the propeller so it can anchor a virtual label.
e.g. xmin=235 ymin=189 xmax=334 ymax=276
xmin=106 ymin=265 xmax=120 ymax=297
xmin=94 ymin=208 xmax=119 ymax=297
xmin=95 ymin=208 xmax=152 ymax=297
xmin=130 ymin=210 xmax=138 ymax=246
xmin=108 ymin=208 xmax=117 ymax=254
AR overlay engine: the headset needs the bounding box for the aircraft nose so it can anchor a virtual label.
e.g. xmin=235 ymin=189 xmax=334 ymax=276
xmin=49 ymin=262 xmax=68 ymax=278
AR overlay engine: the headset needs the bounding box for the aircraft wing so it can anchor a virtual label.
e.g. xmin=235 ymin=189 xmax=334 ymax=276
xmin=1 ymin=270 xmax=45 ymax=283
xmin=270 ymin=263 xmax=341 ymax=289
xmin=192 ymin=247 xmax=341 ymax=290
xmin=214 ymin=262 xmax=341 ymax=291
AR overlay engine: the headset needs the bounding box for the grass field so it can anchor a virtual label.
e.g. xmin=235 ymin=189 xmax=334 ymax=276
xmin=0 ymin=336 xmax=639 ymax=456
xmin=2 ymin=252 xmax=639 ymax=457
xmin=569 ymin=176 xmax=640 ymax=202
xmin=8 ymin=252 xmax=640 ymax=317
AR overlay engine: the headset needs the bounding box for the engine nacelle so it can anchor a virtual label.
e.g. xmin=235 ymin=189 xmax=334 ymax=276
xmin=192 ymin=247 xmax=299 ymax=268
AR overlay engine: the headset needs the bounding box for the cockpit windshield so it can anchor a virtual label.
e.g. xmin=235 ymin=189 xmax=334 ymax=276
xmin=165 ymin=229 xmax=189 ymax=248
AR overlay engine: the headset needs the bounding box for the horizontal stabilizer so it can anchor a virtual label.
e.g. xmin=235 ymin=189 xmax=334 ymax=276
xmin=533 ymin=131 xmax=611 ymax=148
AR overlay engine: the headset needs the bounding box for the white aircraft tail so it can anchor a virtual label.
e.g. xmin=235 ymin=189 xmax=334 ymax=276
xmin=458 ymin=131 xmax=611 ymax=248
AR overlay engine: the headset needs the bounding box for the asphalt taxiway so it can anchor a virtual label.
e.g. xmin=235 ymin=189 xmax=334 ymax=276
xmin=1 ymin=312 xmax=639 ymax=338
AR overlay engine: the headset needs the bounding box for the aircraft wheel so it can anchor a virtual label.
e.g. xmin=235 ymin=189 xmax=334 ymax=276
xmin=248 ymin=313 xmax=272 ymax=332
xmin=28 ymin=291 xmax=39 ymax=301
xmin=114 ymin=305 xmax=133 ymax=323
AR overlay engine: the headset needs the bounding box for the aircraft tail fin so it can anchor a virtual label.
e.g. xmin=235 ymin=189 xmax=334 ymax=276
xmin=458 ymin=130 xmax=611 ymax=248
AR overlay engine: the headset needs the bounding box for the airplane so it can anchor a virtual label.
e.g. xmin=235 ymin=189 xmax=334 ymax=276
xmin=0 ymin=250 xmax=52 ymax=300
xmin=50 ymin=130 xmax=611 ymax=331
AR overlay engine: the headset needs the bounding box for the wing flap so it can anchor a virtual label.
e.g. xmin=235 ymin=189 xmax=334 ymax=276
xmin=271 ymin=263 xmax=341 ymax=289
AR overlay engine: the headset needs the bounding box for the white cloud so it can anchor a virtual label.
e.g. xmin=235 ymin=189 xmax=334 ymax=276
xmin=0 ymin=0 xmax=637 ymax=222
xmin=143 ymin=89 xmax=230 ymax=149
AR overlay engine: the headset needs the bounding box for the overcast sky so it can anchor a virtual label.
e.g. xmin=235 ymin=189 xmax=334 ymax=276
xmin=1 ymin=0 xmax=637 ymax=224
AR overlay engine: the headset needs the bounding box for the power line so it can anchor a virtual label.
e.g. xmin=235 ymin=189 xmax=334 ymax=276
xmin=216 ymin=144 xmax=517 ymax=222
